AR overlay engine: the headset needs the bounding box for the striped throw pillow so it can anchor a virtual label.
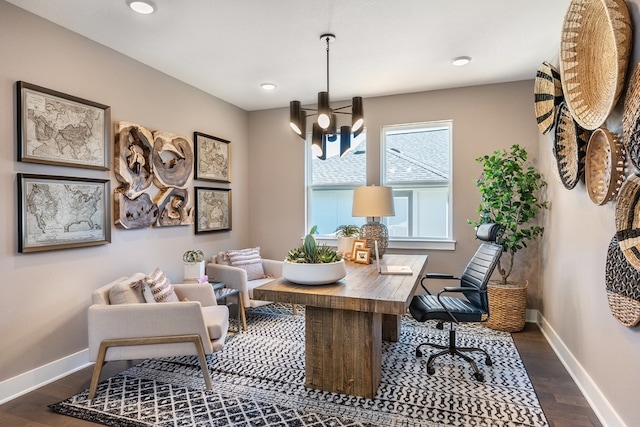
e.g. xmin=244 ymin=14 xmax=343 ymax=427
xmin=225 ymin=247 xmax=265 ymax=281
xmin=145 ymin=268 xmax=179 ymax=303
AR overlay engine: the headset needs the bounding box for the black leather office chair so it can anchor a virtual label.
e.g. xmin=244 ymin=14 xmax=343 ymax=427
xmin=409 ymin=223 xmax=502 ymax=381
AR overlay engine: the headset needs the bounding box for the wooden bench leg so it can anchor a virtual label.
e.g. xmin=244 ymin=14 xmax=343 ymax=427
xmin=88 ymin=335 xmax=212 ymax=400
xmin=292 ymin=303 xmax=297 ymax=315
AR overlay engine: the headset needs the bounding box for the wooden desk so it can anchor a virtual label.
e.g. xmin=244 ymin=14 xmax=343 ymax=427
xmin=254 ymin=254 xmax=428 ymax=398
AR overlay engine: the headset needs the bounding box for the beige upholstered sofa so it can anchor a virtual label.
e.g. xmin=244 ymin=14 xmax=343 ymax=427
xmin=88 ymin=272 xmax=229 ymax=399
xmin=206 ymin=250 xmax=284 ymax=310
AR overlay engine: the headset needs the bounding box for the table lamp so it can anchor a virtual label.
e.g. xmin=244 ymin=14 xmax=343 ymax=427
xmin=352 ymin=185 xmax=395 ymax=258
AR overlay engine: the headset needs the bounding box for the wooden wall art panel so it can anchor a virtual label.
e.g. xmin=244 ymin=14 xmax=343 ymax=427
xmin=114 ymin=121 xmax=193 ymax=229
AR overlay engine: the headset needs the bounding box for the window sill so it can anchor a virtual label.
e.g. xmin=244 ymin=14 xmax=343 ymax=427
xmin=315 ymin=237 xmax=456 ymax=251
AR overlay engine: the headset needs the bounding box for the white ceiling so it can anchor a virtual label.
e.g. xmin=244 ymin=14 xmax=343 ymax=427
xmin=7 ymin=0 xmax=570 ymax=111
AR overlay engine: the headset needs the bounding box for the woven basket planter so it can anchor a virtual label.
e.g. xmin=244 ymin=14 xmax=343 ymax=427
xmin=486 ymin=281 xmax=528 ymax=332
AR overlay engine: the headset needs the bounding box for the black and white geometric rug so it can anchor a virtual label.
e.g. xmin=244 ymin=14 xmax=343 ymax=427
xmin=50 ymin=304 xmax=548 ymax=426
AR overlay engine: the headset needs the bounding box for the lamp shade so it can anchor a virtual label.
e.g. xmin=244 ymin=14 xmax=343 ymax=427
xmin=289 ymin=101 xmax=303 ymax=134
xmin=352 ymin=186 xmax=395 ymax=217
xmin=351 ymin=96 xmax=364 ymax=132
xmin=317 ymin=91 xmax=331 ymax=129
xmin=311 ymin=123 xmax=324 ymax=159
xmin=340 ymin=125 xmax=351 ymax=156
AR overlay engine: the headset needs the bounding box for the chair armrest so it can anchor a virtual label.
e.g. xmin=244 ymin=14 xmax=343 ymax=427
xmin=439 ymin=286 xmax=481 ymax=294
xmin=426 ymin=273 xmax=458 ymax=279
xmin=206 ymin=262 xmax=252 ymax=305
xmin=173 ymin=283 xmax=217 ymax=307
xmin=206 ymin=263 xmax=248 ymax=289
xmin=88 ymin=301 xmax=210 ymax=361
xmin=262 ymin=259 xmax=283 ymax=277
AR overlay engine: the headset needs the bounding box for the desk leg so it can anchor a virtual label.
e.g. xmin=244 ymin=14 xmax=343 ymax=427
xmin=305 ymin=306 xmax=381 ymax=398
xmin=382 ymin=314 xmax=401 ymax=342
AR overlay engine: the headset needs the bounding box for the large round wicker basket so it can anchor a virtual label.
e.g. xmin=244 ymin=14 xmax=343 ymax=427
xmin=486 ymin=281 xmax=528 ymax=332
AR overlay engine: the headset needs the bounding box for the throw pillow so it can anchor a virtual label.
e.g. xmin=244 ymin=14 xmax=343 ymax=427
xmin=145 ymin=268 xmax=179 ymax=303
xmin=108 ymin=273 xmax=147 ymax=305
xmin=225 ymin=247 xmax=265 ymax=280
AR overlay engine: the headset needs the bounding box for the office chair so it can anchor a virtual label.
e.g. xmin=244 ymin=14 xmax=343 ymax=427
xmin=409 ymin=223 xmax=502 ymax=381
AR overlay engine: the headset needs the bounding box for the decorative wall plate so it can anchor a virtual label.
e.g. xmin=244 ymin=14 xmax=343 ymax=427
xmin=553 ymin=102 xmax=590 ymax=189
xmin=606 ymin=234 xmax=640 ymax=327
xmin=559 ymin=0 xmax=632 ymax=130
xmin=623 ymin=61 xmax=640 ymax=170
xmin=534 ymin=61 xmax=563 ymax=135
xmin=585 ymin=127 xmax=625 ymax=205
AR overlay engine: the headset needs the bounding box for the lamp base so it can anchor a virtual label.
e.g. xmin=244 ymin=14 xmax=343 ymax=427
xmin=360 ymin=222 xmax=389 ymax=259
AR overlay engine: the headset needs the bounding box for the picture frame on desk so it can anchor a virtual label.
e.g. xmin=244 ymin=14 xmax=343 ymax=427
xmin=351 ymin=239 xmax=367 ymax=260
xmin=354 ymin=248 xmax=371 ymax=264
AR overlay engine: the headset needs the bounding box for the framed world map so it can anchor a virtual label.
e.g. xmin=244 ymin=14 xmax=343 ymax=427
xmin=18 ymin=173 xmax=111 ymax=253
xmin=17 ymin=81 xmax=111 ymax=170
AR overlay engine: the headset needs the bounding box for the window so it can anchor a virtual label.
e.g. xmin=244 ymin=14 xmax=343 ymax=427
xmin=307 ymin=132 xmax=366 ymax=235
xmin=382 ymin=121 xmax=452 ymax=241
xmin=306 ymin=121 xmax=452 ymax=247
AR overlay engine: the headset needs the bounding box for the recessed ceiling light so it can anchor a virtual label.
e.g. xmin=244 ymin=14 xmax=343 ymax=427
xmin=451 ymin=56 xmax=471 ymax=66
xmin=260 ymin=83 xmax=276 ymax=91
xmin=128 ymin=0 xmax=156 ymax=14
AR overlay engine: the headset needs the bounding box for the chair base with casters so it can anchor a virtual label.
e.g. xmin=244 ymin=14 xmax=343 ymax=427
xmin=415 ymin=323 xmax=492 ymax=382
xmin=409 ymin=223 xmax=502 ymax=382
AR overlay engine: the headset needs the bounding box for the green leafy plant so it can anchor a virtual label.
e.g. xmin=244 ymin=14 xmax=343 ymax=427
xmin=468 ymin=144 xmax=548 ymax=284
xmin=286 ymin=225 xmax=342 ymax=263
xmin=335 ymin=224 xmax=360 ymax=238
xmin=183 ymin=249 xmax=205 ymax=263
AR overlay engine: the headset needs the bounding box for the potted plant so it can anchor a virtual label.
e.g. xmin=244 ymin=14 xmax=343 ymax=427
xmin=335 ymin=224 xmax=360 ymax=257
xmin=183 ymin=249 xmax=206 ymax=282
xmin=469 ymin=144 xmax=548 ymax=332
xmin=283 ymin=226 xmax=346 ymax=285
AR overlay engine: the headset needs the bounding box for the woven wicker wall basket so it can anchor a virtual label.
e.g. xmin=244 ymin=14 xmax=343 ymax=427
xmin=615 ymin=174 xmax=640 ymax=270
xmin=486 ymin=281 xmax=528 ymax=332
xmin=585 ymin=127 xmax=626 ymax=205
xmin=623 ymin=61 xmax=640 ymax=170
xmin=553 ymin=102 xmax=590 ymax=189
xmin=605 ymin=235 xmax=640 ymax=327
xmin=559 ymin=0 xmax=632 ymax=130
xmin=534 ymin=61 xmax=563 ymax=135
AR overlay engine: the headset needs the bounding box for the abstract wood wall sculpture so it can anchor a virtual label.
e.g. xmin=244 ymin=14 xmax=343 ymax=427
xmin=114 ymin=121 xmax=194 ymax=229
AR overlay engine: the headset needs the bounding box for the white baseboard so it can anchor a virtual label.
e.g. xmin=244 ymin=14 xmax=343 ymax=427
xmin=535 ymin=312 xmax=625 ymax=427
xmin=0 ymin=349 xmax=90 ymax=405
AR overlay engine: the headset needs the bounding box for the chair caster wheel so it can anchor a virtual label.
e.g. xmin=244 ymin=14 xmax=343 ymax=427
xmin=427 ymin=367 xmax=435 ymax=375
xmin=473 ymin=372 xmax=484 ymax=382
xmin=485 ymin=357 xmax=492 ymax=366
xmin=416 ymin=349 xmax=423 ymax=358
xmin=436 ymin=322 xmax=444 ymax=330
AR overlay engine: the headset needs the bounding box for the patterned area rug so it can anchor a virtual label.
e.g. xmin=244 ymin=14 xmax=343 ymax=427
xmin=50 ymin=304 xmax=548 ymax=426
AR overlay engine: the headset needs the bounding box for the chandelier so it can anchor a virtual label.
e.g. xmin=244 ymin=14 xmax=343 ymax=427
xmin=289 ymin=33 xmax=364 ymax=159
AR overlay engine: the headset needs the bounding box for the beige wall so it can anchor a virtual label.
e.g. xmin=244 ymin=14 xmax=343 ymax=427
xmin=4 ymin=0 xmax=640 ymax=424
xmin=249 ymin=81 xmax=542 ymax=300
xmin=537 ymin=1 xmax=640 ymax=424
xmin=0 ymin=1 xmax=249 ymax=383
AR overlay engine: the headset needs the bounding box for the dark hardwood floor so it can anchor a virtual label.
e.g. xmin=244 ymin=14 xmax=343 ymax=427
xmin=0 ymin=323 xmax=602 ymax=426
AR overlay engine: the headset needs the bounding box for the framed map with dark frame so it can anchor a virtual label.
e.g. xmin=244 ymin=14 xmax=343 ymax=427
xmin=17 ymin=81 xmax=111 ymax=170
xmin=194 ymin=132 xmax=231 ymax=182
xmin=194 ymin=187 xmax=231 ymax=233
xmin=18 ymin=173 xmax=111 ymax=253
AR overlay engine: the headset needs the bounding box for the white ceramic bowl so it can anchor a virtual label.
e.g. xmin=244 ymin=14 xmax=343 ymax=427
xmin=282 ymin=259 xmax=346 ymax=285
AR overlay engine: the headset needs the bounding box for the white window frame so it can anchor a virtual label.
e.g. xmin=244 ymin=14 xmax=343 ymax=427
xmin=381 ymin=121 xmax=455 ymax=251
